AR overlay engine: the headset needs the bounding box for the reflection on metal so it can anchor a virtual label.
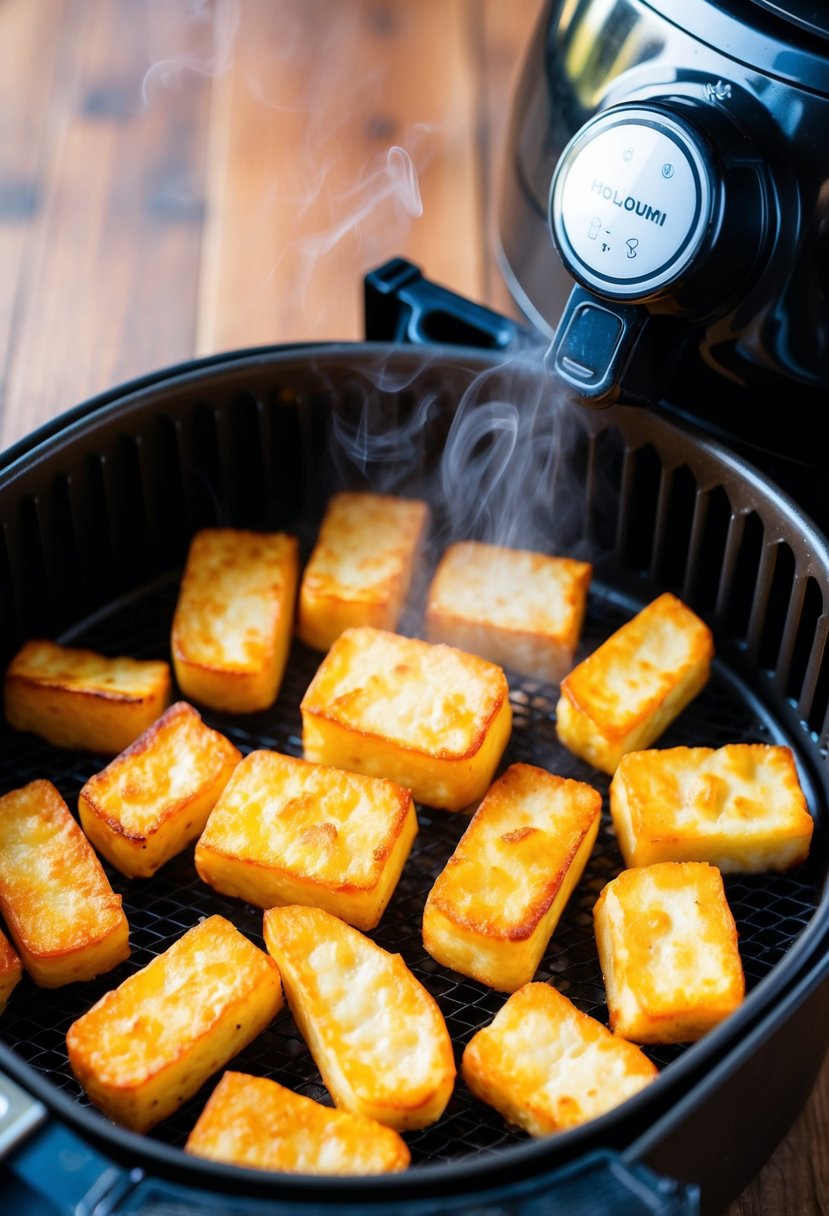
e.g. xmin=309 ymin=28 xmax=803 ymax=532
xmin=561 ymin=0 xmax=660 ymax=110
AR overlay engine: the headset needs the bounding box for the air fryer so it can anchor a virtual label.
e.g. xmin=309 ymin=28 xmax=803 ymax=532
xmin=3 ymin=4 xmax=829 ymax=1213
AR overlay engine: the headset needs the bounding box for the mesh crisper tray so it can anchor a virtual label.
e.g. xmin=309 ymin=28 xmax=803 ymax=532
xmin=0 ymin=569 xmax=820 ymax=1169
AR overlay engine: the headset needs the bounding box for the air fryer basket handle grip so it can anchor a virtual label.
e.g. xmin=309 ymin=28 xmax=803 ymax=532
xmin=4 ymin=1109 xmax=700 ymax=1216
xmin=113 ymin=1151 xmax=699 ymax=1214
xmin=362 ymin=259 xmax=685 ymax=408
xmin=364 ymin=257 xmax=538 ymax=352
xmin=548 ymin=284 xmax=690 ymax=408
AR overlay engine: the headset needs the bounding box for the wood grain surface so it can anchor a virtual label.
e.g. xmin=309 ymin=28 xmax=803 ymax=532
xmin=0 ymin=2 xmax=827 ymax=1213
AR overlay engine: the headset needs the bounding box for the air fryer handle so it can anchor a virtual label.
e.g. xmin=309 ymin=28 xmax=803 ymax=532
xmin=363 ymin=258 xmax=686 ymax=406
xmin=548 ymin=284 xmax=688 ymax=407
xmin=364 ymin=257 xmax=538 ymax=352
xmin=3 ymin=1089 xmax=700 ymax=1216
xmin=113 ymin=1150 xmax=700 ymax=1214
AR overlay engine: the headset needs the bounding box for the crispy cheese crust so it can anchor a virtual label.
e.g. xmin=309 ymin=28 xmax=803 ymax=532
xmin=79 ymin=701 xmax=242 ymax=878
xmin=0 ymin=927 xmax=23 ymax=1014
xmin=66 ymin=915 xmax=283 ymax=1133
xmin=171 ymin=528 xmax=299 ymax=713
xmin=610 ymin=743 xmax=814 ymax=872
xmin=185 ymin=1071 xmax=410 ymax=1175
xmin=0 ymin=779 xmax=129 ymax=987
xmin=425 ymin=541 xmax=592 ymax=684
xmin=555 ymin=592 xmax=714 ymax=775
xmin=195 ymin=749 xmax=417 ymax=929
xmin=593 ymin=861 xmax=745 ymax=1044
xmin=300 ymin=627 xmax=512 ymax=812
xmin=422 ymin=763 xmax=601 ymax=991
xmin=298 ymin=491 xmax=429 ymax=652
xmin=462 ymin=982 xmax=658 ymax=1135
xmin=262 ymin=904 xmax=455 ymax=1130
xmin=3 ymin=639 xmax=172 ymax=755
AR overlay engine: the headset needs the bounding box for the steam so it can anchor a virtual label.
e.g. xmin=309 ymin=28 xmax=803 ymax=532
xmin=138 ymin=1 xmax=441 ymax=341
xmin=141 ymin=0 xmax=240 ymax=105
xmin=136 ymin=1 xmax=589 ymax=571
xmin=441 ymin=399 xmax=525 ymax=540
xmin=296 ymin=146 xmax=424 ymax=253
xmin=267 ymin=141 xmax=426 ymax=327
xmin=326 ymin=344 xmax=588 ymax=570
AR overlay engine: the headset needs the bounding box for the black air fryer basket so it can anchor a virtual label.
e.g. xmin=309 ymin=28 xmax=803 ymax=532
xmin=1 ymin=273 xmax=829 ymax=1216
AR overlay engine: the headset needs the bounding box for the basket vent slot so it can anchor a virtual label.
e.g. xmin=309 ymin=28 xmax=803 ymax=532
xmin=223 ymin=391 xmax=267 ymax=530
xmin=111 ymin=434 xmax=152 ymax=582
xmin=788 ymin=575 xmax=825 ymax=709
xmin=757 ymin=541 xmax=796 ymax=674
xmin=687 ymin=484 xmax=731 ymax=614
xmin=44 ymin=474 xmax=85 ymax=621
xmin=266 ymin=388 xmax=307 ymax=536
xmin=619 ymin=442 xmax=661 ymax=572
xmin=83 ymin=452 xmax=116 ymax=598
xmin=148 ymin=414 xmax=191 ymax=568
xmin=808 ymin=613 xmax=829 ymax=744
xmin=585 ymin=425 xmax=624 ymax=553
xmin=653 ymin=462 xmax=697 ymax=590
xmin=16 ymin=497 xmax=51 ymax=635
xmin=187 ymin=402 xmax=226 ymax=528
xmin=721 ymin=510 xmax=764 ymax=640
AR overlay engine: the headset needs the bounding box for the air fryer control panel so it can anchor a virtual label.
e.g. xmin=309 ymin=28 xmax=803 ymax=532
xmin=551 ymin=110 xmax=712 ymax=299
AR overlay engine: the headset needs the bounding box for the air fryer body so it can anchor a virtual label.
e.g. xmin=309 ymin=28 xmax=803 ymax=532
xmin=497 ymin=0 xmax=829 ymax=528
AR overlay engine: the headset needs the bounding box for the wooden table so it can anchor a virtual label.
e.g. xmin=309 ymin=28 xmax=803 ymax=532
xmin=0 ymin=2 xmax=827 ymax=1212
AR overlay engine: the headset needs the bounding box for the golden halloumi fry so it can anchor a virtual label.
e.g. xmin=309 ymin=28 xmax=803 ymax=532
xmin=172 ymin=527 xmax=299 ymax=712
xmin=263 ymin=904 xmax=455 ymax=1131
xmin=463 ymin=982 xmax=658 ymax=1136
xmin=185 ymin=1071 xmax=410 ymax=1175
xmin=301 ymin=626 xmax=511 ymax=812
xmin=4 ymin=639 xmax=171 ymax=755
xmin=609 ymin=743 xmax=813 ymax=872
xmin=298 ymin=491 xmax=428 ymax=652
xmin=555 ymin=592 xmax=714 ymax=775
xmin=79 ymin=700 xmax=242 ymax=878
xmin=593 ymin=861 xmax=745 ymax=1044
xmin=426 ymin=541 xmax=591 ymax=684
xmin=66 ymin=915 xmax=283 ymax=1133
xmin=423 ymin=763 xmax=600 ymax=991
xmin=0 ymin=779 xmax=129 ymax=987
xmin=195 ymin=749 xmax=417 ymax=930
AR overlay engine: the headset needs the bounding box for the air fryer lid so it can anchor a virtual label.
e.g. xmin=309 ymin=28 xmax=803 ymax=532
xmin=0 ymin=343 xmax=828 ymax=1212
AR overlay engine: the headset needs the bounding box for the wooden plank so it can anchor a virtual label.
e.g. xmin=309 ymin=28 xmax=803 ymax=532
xmin=1 ymin=0 xmax=211 ymax=448
xmin=0 ymin=0 xmax=67 ymax=417
xmin=197 ymin=0 xmax=484 ymax=352
xmin=478 ymin=0 xmax=546 ymax=321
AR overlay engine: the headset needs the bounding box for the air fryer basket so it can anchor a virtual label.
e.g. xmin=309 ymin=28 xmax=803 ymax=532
xmin=0 ymin=342 xmax=828 ymax=1215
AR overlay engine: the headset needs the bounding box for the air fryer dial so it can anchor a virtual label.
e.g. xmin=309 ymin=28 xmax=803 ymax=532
xmin=548 ymin=99 xmax=772 ymax=319
xmin=551 ymin=109 xmax=713 ymax=300
xmin=546 ymin=97 xmax=777 ymax=404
